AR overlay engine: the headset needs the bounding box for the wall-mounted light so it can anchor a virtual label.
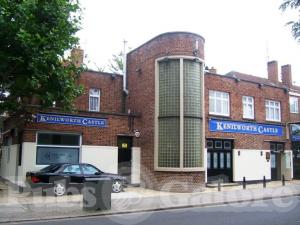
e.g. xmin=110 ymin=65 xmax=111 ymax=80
xmin=266 ymin=152 xmax=270 ymax=161
xmin=258 ymin=83 xmax=264 ymax=89
xmin=260 ymin=151 xmax=263 ymax=156
xmin=135 ymin=68 xmax=142 ymax=75
xmin=134 ymin=129 xmax=141 ymax=138
xmin=238 ymin=151 xmax=241 ymax=156
xmin=193 ymin=49 xmax=199 ymax=56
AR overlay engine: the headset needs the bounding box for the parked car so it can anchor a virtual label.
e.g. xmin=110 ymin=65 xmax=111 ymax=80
xmin=26 ymin=163 xmax=126 ymax=196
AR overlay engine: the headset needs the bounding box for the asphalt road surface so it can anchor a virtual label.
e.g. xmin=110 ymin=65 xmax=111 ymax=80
xmin=11 ymin=196 xmax=300 ymax=225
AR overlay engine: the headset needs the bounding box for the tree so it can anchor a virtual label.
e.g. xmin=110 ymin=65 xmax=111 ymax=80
xmin=108 ymin=52 xmax=124 ymax=75
xmin=280 ymin=0 xmax=300 ymax=42
xmin=0 ymin=0 xmax=84 ymax=115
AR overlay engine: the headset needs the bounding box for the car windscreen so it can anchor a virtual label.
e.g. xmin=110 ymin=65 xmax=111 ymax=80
xmin=40 ymin=164 xmax=62 ymax=173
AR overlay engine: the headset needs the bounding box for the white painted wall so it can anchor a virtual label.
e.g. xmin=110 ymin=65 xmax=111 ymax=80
xmin=204 ymin=148 xmax=207 ymax=183
xmin=81 ymin=145 xmax=118 ymax=174
xmin=233 ymin=149 xmax=271 ymax=181
xmin=131 ymin=147 xmax=141 ymax=185
xmin=0 ymin=145 xmax=18 ymax=184
xmin=17 ymin=142 xmax=47 ymax=186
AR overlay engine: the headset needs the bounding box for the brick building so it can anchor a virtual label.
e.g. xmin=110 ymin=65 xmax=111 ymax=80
xmin=0 ymin=32 xmax=299 ymax=192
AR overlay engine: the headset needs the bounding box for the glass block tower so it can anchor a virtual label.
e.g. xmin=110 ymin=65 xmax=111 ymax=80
xmin=127 ymin=32 xmax=205 ymax=192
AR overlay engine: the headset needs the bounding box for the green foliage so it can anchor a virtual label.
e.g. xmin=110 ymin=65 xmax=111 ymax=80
xmin=0 ymin=0 xmax=84 ymax=115
xmin=280 ymin=0 xmax=300 ymax=42
xmin=108 ymin=52 xmax=124 ymax=75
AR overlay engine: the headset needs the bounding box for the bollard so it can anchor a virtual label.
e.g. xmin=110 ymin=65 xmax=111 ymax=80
xmin=243 ymin=177 xmax=246 ymax=190
xmin=263 ymin=176 xmax=266 ymax=188
xmin=218 ymin=179 xmax=221 ymax=192
xmin=282 ymin=174 xmax=285 ymax=186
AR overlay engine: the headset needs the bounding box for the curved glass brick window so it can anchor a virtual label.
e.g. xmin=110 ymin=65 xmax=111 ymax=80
xmin=156 ymin=57 xmax=204 ymax=170
xmin=183 ymin=60 xmax=202 ymax=168
xmin=158 ymin=59 xmax=180 ymax=167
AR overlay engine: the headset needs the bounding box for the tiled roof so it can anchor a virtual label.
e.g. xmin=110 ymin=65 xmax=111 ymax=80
xmin=225 ymin=71 xmax=285 ymax=89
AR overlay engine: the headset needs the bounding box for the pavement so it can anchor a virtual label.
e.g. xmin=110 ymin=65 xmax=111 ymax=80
xmin=0 ymin=180 xmax=299 ymax=224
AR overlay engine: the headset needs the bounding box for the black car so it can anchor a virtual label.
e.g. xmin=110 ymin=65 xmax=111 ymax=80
xmin=26 ymin=163 xmax=126 ymax=196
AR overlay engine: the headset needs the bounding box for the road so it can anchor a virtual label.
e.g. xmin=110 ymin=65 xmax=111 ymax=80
xmin=11 ymin=196 xmax=300 ymax=225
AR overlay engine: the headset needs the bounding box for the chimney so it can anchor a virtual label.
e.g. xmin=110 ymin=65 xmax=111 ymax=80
xmin=267 ymin=61 xmax=278 ymax=83
xmin=71 ymin=48 xmax=84 ymax=67
xmin=209 ymin=67 xmax=217 ymax=74
xmin=281 ymin=64 xmax=292 ymax=87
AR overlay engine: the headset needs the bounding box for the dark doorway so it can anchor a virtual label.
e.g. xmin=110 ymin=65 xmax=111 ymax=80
xmin=207 ymin=139 xmax=233 ymax=183
xmin=293 ymin=151 xmax=300 ymax=179
xmin=270 ymin=142 xmax=284 ymax=180
xmin=292 ymin=142 xmax=300 ymax=179
xmin=117 ymin=136 xmax=133 ymax=184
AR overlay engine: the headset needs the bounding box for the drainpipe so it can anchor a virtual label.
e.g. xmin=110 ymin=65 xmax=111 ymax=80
xmin=123 ymin=40 xmax=129 ymax=95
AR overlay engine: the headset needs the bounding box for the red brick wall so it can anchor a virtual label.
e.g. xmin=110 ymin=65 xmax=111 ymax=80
xmin=126 ymin=32 xmax=206 ymax=192
xmin=75 ymin=71 xmax=123 ymax=113
xmin=205 ymin=73 xmax=290 ymax=150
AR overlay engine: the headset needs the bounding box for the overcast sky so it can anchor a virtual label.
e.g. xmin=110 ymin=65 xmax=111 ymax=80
xmin=77 ymin=0 xmax=300 ymax=85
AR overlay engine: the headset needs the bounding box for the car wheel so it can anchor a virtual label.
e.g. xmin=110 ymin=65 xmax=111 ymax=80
xmin=53 ymin=182 xmax=66 ymax=196
xmin=112 ymin=180 xmax=123 ymax=193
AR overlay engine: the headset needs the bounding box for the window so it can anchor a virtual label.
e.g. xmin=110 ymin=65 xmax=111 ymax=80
xmin=242 ymin=96 xmax=254 ymax=119
xmin=38 ymin=133 xmax=80 ymax=146
xmin=207 ymin=152 xmax=211 ymax=169
xmin=220 ymin=153 xmax=224 ymax=169
xmin=271 ymin=154 xmax=276 ymax=168
xmin=265 ymin=100 xmax=281 ymax=122
xmin=224 ymin=141 xmax=232 ymax=150
xmin=213 ymin=153 xmax=218 ymax=169
xmin=207 ymin=140 xmax=213 ymax=149
xmin=82 ymin=164 xmax=100 ymax=175
xmin=215 ymin=141 xmax=222 ymax=149
xmin=290 ymin=96 xmax=299 ymax=113
xmin=36 ymin=133 xmax=80 ymax=165
xmin=156 ymin=57 xmax=204 ymax=170
xmin=209 ymin=90 xmax=230 ymax=116
xmin=62 ymin=165 xmax=82 ymax=175
xmin=226 ymin=152 xmax=231 ymax=169
xmin=89 ymin=88 xmax=100 ymax=112
xmin=270 ymin=142 xmax=284 ymax=152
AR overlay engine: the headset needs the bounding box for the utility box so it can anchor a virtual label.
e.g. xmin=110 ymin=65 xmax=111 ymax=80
xmin=83 ymin=177 xmax=112 ymax=211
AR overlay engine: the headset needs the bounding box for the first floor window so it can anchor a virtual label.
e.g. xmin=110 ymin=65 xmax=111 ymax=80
xmin=36 ymin=133 xmax=80 ymax=165
xmin=89 ymin=88 xmax=100 ymax=112
xmin=290 ymin=96 xmax=299 ymax=113
xmin=265 ymin=100 xmax=281 ymax=122
xmin=242 ymin=96 xmax=254 ymax=119
xmin=209 ymin=90 xmax=230 ymax=116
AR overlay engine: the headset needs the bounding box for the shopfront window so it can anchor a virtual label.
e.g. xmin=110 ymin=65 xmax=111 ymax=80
xmin=36 ymin=133 xmax=80 ymax=165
